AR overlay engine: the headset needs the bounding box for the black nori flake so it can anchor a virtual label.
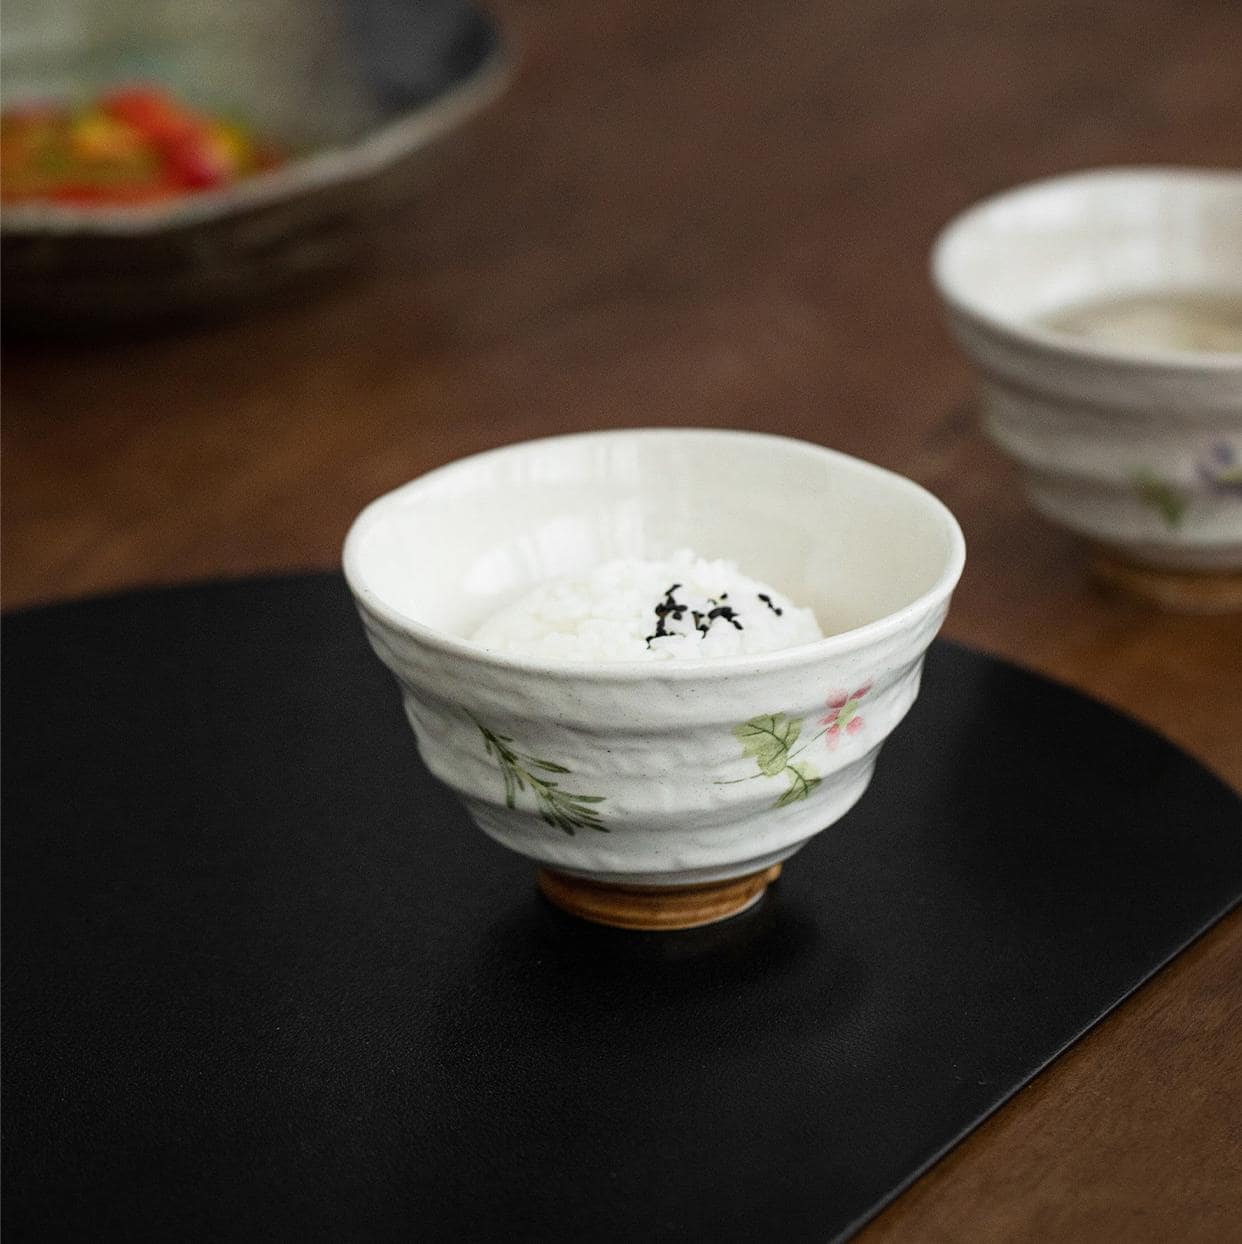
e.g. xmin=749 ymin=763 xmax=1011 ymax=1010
xmin=647 ymin=584 xmax=691 ymax=647
xmin=757 ymin=592 xmax=784 ymax=616
xmin=647 ymin=582 xmax=744 ymax=647
xmin=707 ymin=605 xmax=744 ymax=631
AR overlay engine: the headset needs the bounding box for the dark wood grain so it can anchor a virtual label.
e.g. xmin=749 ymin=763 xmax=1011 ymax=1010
xmin=3 ymin=1 xmax=1240 ymax=1238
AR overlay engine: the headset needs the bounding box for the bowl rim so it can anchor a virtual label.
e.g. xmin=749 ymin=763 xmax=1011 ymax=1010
xmin=0 ymin=18 xmax=511 ymax=237
xmin=342 ymin=427 xmax=967 ymax=681
xmin=929 ymin=165 xmax=1242 ymax=373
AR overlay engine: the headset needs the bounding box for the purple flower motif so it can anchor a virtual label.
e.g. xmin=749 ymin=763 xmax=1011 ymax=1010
xmin=1198 ymin=442 xmax=1242 ymax=496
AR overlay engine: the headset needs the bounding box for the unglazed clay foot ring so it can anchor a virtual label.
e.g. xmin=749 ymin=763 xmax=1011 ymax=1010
xmin=1091 ymin=549 xmax=1242 ymax=614
xmin=537 ymin=864 xmax=783 ymax=931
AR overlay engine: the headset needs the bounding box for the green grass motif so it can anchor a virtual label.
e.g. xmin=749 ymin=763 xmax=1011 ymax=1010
xmin=473 ymin=719 xmax=607 ymax=836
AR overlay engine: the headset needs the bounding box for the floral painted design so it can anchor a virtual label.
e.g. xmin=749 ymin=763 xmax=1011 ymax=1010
xmin=473 ymin=718 xmax=606 ymax=835
xmin=733 ymin=714 xmax=822 ymax=808
xmin=821 ymin=682 xmax=872 ymax=748
xmin=1198 ymin=441 xmax=1242 ymax=497
xmin=727 ymin=678 xmax=874 ymax=808
xmin=1131 ymin=468 xmax=1187 ymax=529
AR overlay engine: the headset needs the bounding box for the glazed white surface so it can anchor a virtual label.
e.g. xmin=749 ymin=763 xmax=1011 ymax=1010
xmin=344 ymin=429 xmax=964 ymax=887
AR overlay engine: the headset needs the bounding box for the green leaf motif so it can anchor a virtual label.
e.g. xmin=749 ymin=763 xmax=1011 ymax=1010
xmin=1132 ymin=468 xmax=1187 ymax=530
xmin=729 ymin=714 xmax=825 ymax=810
xmin=776 ymin=761 xmax=821 ymax=807
xmin=733 ymin=714 xmax=803 ymax=777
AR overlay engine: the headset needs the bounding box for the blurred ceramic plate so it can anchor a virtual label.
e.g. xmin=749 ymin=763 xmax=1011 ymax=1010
xmin=1 ymin=0 xmax=509 ymax=330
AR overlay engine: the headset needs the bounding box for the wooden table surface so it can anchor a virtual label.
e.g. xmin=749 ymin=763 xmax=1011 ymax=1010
xmin=4 ymin=1 xmax=1240 ymax=1238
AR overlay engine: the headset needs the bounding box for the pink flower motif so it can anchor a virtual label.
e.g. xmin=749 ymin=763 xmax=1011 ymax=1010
xmin=820 ymin=681 xmax=873 ymax=748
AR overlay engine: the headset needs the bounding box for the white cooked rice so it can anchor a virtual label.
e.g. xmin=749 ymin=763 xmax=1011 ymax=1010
xmin=471 ymin=549 xmax=823 ymax=662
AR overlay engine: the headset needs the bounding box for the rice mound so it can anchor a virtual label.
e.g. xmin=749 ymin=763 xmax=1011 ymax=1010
xmin=472 ymin=549 xmax=823 ymax=662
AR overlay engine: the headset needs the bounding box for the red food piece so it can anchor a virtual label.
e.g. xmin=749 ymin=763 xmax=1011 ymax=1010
xmin=1 ymin=84 xmax=283 ymax=206
xmin=163 ymin=134 xmax=231 ymax=189
xmin=100 ymin=86 xmax=199 ymax=143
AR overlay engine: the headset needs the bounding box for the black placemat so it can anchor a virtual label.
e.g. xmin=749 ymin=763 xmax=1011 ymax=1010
xmin=3 ymin=574 xmax=1240 ymax=1243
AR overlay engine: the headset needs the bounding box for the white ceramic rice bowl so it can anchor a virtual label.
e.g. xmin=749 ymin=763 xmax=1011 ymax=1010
xmin=344 ymin=429 xmax=965 ymax=896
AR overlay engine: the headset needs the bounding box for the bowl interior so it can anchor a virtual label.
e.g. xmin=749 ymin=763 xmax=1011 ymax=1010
xmin=346 ymin=430 xmax=963 ymax=646
xmin=933 ymin=169 xmax=1242 ymax=329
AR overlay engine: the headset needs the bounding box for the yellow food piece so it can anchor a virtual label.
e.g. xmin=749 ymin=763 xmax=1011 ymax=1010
xmin=69 ymin=112 xmax=146 ymax=161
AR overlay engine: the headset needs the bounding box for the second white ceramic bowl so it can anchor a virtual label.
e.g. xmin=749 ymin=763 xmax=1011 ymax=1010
xmin=344 ymin=429 xmax=964 ymax=909
xmin=932 ymin=168 xmax=1242 ymax=573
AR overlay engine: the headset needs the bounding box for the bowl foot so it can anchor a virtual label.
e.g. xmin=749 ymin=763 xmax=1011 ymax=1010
xmin=537 ymin=863 xmax=782 ymax=931
xmin=1091 ymin=549 xmax=1242 ymax=614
